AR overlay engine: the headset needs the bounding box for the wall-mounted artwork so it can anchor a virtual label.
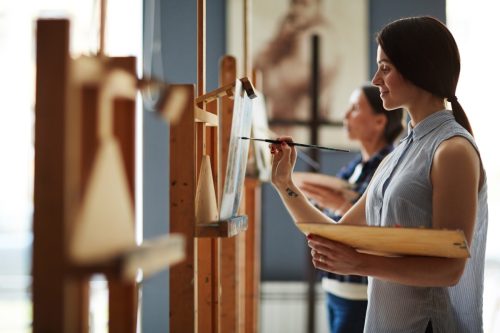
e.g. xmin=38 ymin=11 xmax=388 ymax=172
xmin=252 ymin=0 xmax=368 ymax=121
xmin=227 ymin=0 xmax=368 ymax=146
xmin=219 ymin=79 xmax=254 ymax=220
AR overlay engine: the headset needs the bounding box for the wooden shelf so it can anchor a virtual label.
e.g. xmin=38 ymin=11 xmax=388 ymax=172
xmin=195 ymin=215 xmax=248 ymax=238
xmin=69 ymin=234 xmax=185 ymax=281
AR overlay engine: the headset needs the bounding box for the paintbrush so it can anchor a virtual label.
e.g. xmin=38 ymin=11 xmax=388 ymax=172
xmin=240 ymin=137 xmax=349 ymax=152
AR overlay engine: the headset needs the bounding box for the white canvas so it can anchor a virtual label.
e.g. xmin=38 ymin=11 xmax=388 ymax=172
xmin=219 ymin=80 xmax=253 ymax=220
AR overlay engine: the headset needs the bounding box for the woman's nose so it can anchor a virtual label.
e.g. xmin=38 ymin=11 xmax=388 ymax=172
xmin=371 ymin=71 xmax=381 ymax=86
xmin=345 ymin=108 xmax=353 ymax=120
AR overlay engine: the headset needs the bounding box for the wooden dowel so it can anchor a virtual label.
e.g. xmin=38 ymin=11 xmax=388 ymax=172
xmin=108 ymin=56 xmax=137 ymax=333
xmin=99 ymin=0 xmax=107 ymax=56
xmin=197 ymin=0 xmax=206 ymax=96
xmin=170 ymin=85 xmax=196 ymax=333
xmin=195 ymin=77 xmax=256 ymax=107
xmin=195 ymin=82 xmax=235 ymax=106
xmin=243 ymin=0 xmax=252 ymax=77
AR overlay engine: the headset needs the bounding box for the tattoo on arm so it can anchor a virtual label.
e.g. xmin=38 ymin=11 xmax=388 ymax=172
xmin=286 ymin=187 xmax=298 ymax=198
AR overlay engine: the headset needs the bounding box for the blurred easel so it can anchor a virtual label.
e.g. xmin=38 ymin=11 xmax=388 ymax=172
xmin=168 ymin=0 xmax=261 ymax=332
xmin=32 ymin=11 xmax=186 ymax=333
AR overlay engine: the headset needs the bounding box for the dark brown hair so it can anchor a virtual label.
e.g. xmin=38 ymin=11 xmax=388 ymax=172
xmin=377 ymin=16 xmax=473 ymax=136
xmin=361 ymin=84 xmax=404 ymax=143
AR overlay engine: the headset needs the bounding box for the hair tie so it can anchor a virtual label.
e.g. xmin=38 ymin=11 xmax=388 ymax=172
xmin=447 ymin=95 xmax=458 ymax=103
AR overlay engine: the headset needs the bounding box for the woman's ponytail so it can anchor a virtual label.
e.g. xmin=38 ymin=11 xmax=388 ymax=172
xmin=448 ymin=96 xmax=474 ymax=136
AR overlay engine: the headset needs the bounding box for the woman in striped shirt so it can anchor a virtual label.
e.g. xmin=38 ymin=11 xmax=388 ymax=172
xmin=269 ymin=16 xmax=487 ymax=333
xmin=298 ymin=84 xmax=403 ymax=333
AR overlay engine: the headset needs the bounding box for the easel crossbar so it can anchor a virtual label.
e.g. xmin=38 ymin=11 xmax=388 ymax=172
xmin=195 ymin=216 xmax=248 ymax=238
xmin=195 ymin=77 xmax=257 ymax=107
xmin=195 ymin=82 xmax=235 ymax=106
xmin=195 ymin=107 xmax=218 ymax=126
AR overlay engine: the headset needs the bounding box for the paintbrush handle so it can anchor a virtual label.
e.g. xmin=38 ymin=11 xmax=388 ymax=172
xmin=290 ymin=142 xmax=349 ymax=152
xmin=240 ymin=137 xmax=349 ymax=153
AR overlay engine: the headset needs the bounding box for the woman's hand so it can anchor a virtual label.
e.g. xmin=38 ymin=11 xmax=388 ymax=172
xmin=307 ymin=234 xmax=364 ymax=275
xmin=269 ymin=136 xmax=297 ymax=189
xmin=299 ymin=183 xmax=348 ymax=211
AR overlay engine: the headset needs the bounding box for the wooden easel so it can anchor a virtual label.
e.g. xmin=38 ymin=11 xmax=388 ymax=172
xmin=33 ymin=19 xmax=185 ymax=333
xmin=169 ymin=69 xmax=255 ymax=333
xmin=169 ymin=1 xmax=263 ymax=332
xmin=243 ymin=0 xmax=263 ymax=331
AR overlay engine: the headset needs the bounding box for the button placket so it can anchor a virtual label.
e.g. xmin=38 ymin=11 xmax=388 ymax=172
xmin=378 ymin=132 xmax=414 ymax=223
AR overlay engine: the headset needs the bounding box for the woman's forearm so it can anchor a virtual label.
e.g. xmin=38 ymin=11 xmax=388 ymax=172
xmin=275 ymin=181 xmax=333 ymax=224
xmin=359 ymin=253 xmax=466 ymax=287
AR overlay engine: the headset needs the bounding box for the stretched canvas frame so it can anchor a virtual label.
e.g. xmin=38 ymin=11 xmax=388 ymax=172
xmin=219 ymin=79 xmax=254 ymax=220
xmin=248 ymin=90 xmax=272 ymax=181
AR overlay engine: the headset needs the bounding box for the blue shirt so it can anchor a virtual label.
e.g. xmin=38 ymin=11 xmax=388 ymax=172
xmin=365 ymin=110 xmax=488 ymax=333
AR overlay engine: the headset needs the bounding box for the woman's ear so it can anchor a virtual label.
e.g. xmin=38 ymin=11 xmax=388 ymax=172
xmin=375 ymin=114 xmax=388 ymax=134
xmin=375 ymin=113 xmax=389 ymax=136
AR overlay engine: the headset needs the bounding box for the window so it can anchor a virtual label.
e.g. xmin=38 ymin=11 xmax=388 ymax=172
xmin=447 ymin=1 xmax=500 ymax=261
xmin=0 ymin=1 xmax=142 ymax=331
xmin=448 ymin=2 xmax=500 ymax=332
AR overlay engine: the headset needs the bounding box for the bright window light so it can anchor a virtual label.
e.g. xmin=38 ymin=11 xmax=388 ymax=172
xmin=0 ymin=1 xmax=142 ymax=332
xmin=447 ymin=1 xmax=500 ymax=261
xmin=448 ymin=2 xmax=500 ymax=332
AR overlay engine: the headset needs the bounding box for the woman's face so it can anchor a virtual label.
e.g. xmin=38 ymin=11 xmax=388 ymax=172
xmin=371 ymin=46 xmax=417 ymax=110
xmin=344 ymin=89 xmax=385 ymax=142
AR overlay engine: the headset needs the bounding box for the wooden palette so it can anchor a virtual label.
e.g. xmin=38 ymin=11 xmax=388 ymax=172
xmin=296 ymin=223 xmax=470 ymax=258
xmin=292 ymin=172 xmax=359 ymax=201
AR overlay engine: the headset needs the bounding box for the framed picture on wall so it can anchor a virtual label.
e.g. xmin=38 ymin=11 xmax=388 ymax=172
xmin=228 ymin=0 xmax=368 ymax=124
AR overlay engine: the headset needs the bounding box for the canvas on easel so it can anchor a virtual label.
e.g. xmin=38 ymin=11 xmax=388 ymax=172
xmin=219 ymin=79 xmax=254 ymax=220
xmin=246 ymin=90 xmax=272 ymax=182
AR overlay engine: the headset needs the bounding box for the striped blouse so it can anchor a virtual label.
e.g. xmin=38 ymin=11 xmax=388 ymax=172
xmin=364 ymin=110 xmax=488 ymax=333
